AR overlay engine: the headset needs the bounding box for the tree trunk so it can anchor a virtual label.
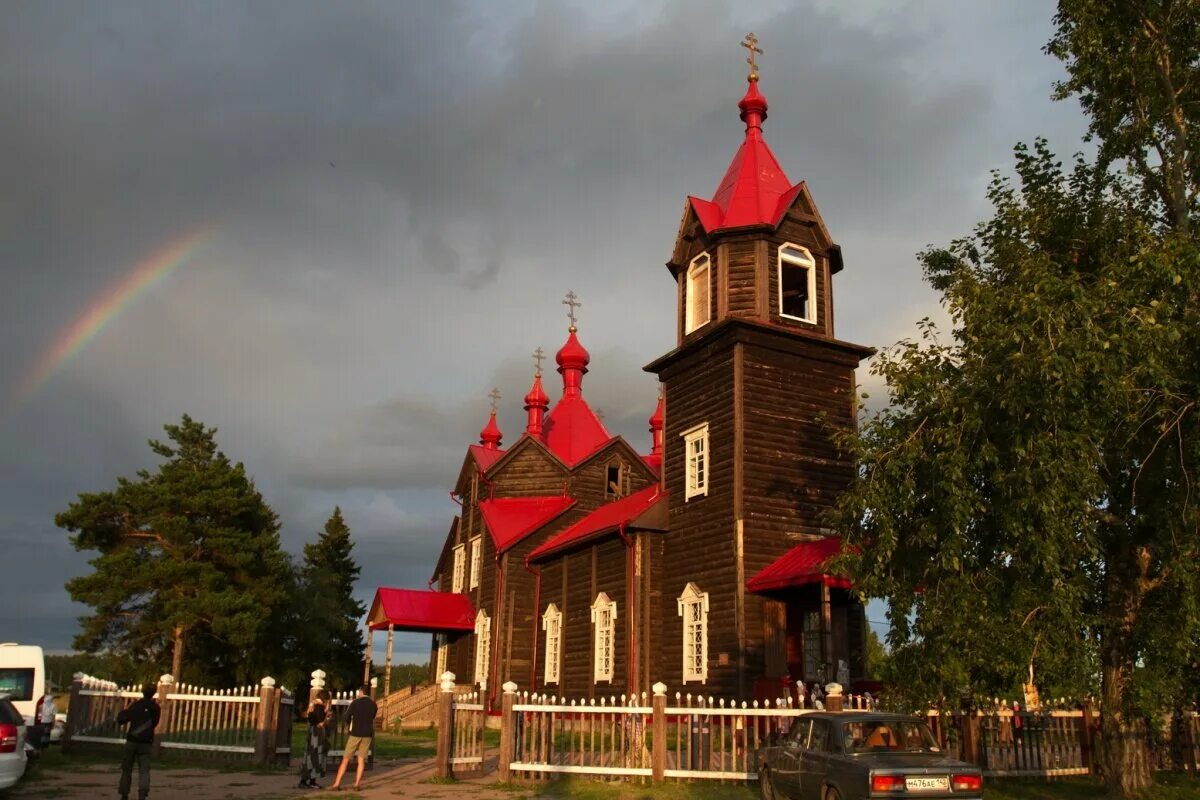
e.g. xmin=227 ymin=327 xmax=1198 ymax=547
xmin=1096 ymin=650 xmax=1153 ymax=796
xmin=171 ymin=625 xmax=186 ymax=680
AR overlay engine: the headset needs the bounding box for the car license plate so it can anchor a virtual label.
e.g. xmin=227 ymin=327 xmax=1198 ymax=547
xmin=905 ymin=776 xmax=949 ymax=791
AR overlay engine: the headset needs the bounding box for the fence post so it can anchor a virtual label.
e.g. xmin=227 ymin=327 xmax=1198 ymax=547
xmin=63 ymin=674 xmax=84 ymax=751
xmin=1079 ymin=700 xmax=1095 ymax=775
xmin=499 ymin=681 xmax=517 ymax=781
xmin=824 ymin=682 xmax=844 ymax=713
xmin=254 ymin=677 xmax=277 ymax=767
xmin=961 ymin=711 xmax=981 ymax=767
xmin=152 ymin=674 xmax=175 ymax=758
xmin=652 ymin=682 xmax=667 ymax=783
xmin=435 ymin=671 xmax=455 ymax=779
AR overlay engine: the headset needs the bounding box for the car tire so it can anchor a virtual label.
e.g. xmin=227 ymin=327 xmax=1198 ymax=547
xmin=824 ymin=787 xmax=842 ymax=800
xmin=759 ymin=768 xmax=776 ymax=800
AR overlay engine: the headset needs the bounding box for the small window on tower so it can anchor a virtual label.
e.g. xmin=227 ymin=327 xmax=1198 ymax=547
xmin=605 ymin=461 xmax=624 ymax=500
xmin=682 ymin=423 xmax=709 ymax=500
xmin=778 ymin=244 xmax=816 ymax=323
xmin=685 ymin=252 xmax=712 ymax=334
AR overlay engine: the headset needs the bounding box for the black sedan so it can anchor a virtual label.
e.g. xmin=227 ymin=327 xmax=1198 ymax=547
xmin=757 ymin=712 xmax=983 ymax=800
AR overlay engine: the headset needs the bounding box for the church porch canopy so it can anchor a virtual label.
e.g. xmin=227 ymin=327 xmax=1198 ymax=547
xmin=368 ymin=587 xmax=476 ymax=633
xmin=746 ymin=536 xmax=852 ymax=593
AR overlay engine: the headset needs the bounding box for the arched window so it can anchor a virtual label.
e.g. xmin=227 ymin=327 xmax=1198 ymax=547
xmin=474 ymin=609 xmax=491 ymax=691
xmin=468 ymin=535 xmax=482 ymax=590
xmin=778 ymin=244 xmax=817 ymax=323
xmin=685 ymin=252 xmax=712 ymax=334
xmin=452 ymin=544 xmax=466 ymax=592
xmin=677 ymin=583 xmax=709 ymax=683
xmin=542 ymin=604 xmax=562 ymax=685
xmin=591 ymin=592 xmax=617 ymax=683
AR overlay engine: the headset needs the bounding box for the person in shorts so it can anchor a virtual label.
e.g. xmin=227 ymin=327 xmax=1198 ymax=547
xmin=331 ymin=685 xmax=376 ymax=792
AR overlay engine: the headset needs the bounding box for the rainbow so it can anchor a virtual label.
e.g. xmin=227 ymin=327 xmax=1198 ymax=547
xmin=6 ymin=227 xmax=214 ymax=416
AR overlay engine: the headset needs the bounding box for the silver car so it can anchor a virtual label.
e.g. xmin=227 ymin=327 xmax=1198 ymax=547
xmin=0 ymin=694 xmax=28 ymax=790
xmin=758 ymin=712 xmax=983 ymax=800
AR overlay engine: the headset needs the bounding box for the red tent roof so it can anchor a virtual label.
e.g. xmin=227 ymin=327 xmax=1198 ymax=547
xmin=478 ymin=495 xmax=576 ymax=552
xmin=469 ymin=443 xmax=505 ymax=472
xmin=746 ymin=537 xmax=852 ymax=593
xmin=689 ymin=78 xmax=802 ymax=233
xmin=368 ymin=587 xmax=475 ymax=633
xmin=529 ymin=485 xmax=667 ymax=560
xmin=543 ymin=394 xmax=611 ymax=465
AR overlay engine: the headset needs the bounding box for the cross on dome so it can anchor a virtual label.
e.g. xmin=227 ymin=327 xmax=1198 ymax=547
xmin=741 ymin=32 xmax=763 ymax=82
xmin=562 ymin=290 xmax=582 ymax=330
xmin=532 ymin=346 xmax=546 ymax=376
xmin=488 ymin=387 xmax=501 ymax=412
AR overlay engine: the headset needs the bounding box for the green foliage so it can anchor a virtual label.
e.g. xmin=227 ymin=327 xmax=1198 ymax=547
xmin=864 ymin=629 xmax=890 ymax=682
xmin=55 ymin=415 xmax=296 ymax=686
xmin=295 ymin=507 xmax=366 ymax=689
xmin=1048 ymin=0 xmax=1200 ymax=233
xmin=376 ymin=661 xmax=431 ymax=692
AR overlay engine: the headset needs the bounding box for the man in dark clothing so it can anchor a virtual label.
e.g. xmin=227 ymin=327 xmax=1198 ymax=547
xmin=331 ymin=685 xmax=377 ymax=791
xmin=117 ymin=684 xmax=161 ymax=800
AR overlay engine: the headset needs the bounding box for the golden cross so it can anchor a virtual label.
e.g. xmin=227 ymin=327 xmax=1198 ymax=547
xmin=562 ymin=290 xmax=582 ymax=329
xmin=741 ymin=32 xmax=763 ymax=81
xmin=488 ymin=387 xmax=501 ymax=413
xmin=532 ymin=346 xmax=546 ymax=375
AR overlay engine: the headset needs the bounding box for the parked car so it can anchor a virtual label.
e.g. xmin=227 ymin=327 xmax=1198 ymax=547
xmin=0 ymin=694 xmax=28 ymax=790
xmin=0 ymin=644 xmax=50 ymax=752
xmin=757 ymin=712 xmax=983 ymax=800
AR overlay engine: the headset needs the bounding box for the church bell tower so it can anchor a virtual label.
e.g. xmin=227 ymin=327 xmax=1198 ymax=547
xmin=644 ymin=35 xmax=875 ymax=695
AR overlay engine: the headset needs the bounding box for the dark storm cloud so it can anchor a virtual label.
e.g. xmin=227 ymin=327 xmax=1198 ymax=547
xmin=1 ymin=1 xmax=1086 ymax=653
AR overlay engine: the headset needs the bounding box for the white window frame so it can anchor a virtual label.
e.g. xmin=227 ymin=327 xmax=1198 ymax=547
xmin=542 ymin=604 xmax=563 ymax=685
xmin=682 ymin=423 xmax=709 ymax=500
xmin=677 ymin=583 xmax=710 ymax=684
xmin=474 ymin=609 xmax=491 ymax=691
xmin=468 ymin=535 xmax=482 ymax=590
xmin=435 ymin=633 xmax=448 ymax=679
xmin=777 ymin=243 xmax=817 ymax=324
xmin=685 ymin=252 xmax=712 ymax=334
xmin=452 ymin=544 xmax=466 ymax=593
xmin=590 ymin=592 xmax=617 ymax=684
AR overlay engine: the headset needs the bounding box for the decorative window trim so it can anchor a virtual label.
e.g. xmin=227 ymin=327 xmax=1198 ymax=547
xmin=452 ymin=544 xmax=466 ymax=593
xmin=685 ymin=252 xmax=712 ymax=334
xmin=677 ymin=583 xmax=710 ymax=684
xmin=681 ymin=423 xmax=709 ymax=500
xmin=468 ymin=535 xmax=482 ymax=590
xmin=777 ymin=243 xmax=817 ymax=324
xmin=435 ymin=633 xmax=448 ymax=679
xmin=542 ymin=604 xmax=563 ymax=685
xmin=802 ymin=610 xmax=822 ymax=682
xmin=474 ymin=609 xmax=491 ymax=691
xmin=590 ymin=592 xmax=617 ymax=684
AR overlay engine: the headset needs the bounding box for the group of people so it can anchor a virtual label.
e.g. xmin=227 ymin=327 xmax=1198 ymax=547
xmin=113 ymin=681 xmax=378 ymax=799
xmin=297 ymin=683 xmax=378 ymax=792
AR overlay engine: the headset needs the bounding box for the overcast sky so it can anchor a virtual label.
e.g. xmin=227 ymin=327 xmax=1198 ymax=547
xmin=1 ymin=1 xmax=1088 ymax=668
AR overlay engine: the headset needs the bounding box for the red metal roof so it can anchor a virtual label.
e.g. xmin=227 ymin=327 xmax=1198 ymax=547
xmin=746 ymin=537 xmax=853 ymax=593
xmin=529 ymin=485 xmax=667 ymax=560
xmin=368 ymin=587 xmax=475 ymax=633
xmin=478 ymin=495 xmax=576 ymax=552
xmin=690 ymin=79 xmax=802 ymax=233
xmin=543 ymin=395 xmax=611 ymax=465
xmin=468 ymin=443 xmax=505 ymax=472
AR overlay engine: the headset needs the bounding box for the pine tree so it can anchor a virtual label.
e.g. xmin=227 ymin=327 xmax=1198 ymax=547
xmin=56 ymin=415 xmax=295 ymax=684
xmin=298 ymin=507 xmax=366 ymax=688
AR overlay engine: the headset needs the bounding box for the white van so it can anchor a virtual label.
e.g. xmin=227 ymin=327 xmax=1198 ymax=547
xmin=0 ymin=644 xmax=46 ymax=727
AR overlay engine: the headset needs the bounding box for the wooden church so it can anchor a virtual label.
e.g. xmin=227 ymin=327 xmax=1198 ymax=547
xmin=368 ymin=38 xmax=875 ymax=710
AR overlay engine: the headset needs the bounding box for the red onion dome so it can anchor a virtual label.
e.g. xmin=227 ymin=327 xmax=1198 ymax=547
xmin=738 ymin=80 xmax=768 ymax=132
xmin=524 ymin=373 xmax=549 ymax=409
xmin=479 ymin=411 xmax=503 ymax=450
xmin=555 ymin=327 xmax=590 ymax=374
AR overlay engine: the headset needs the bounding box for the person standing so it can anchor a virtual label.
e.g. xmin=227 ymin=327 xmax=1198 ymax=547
xmin=117 ymin=684 xmax=161 ymax=800
xmin=331 ymin=685 xmax=376 ymax=792
xmin=297 ymin=693 xmax=328 ymax=788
